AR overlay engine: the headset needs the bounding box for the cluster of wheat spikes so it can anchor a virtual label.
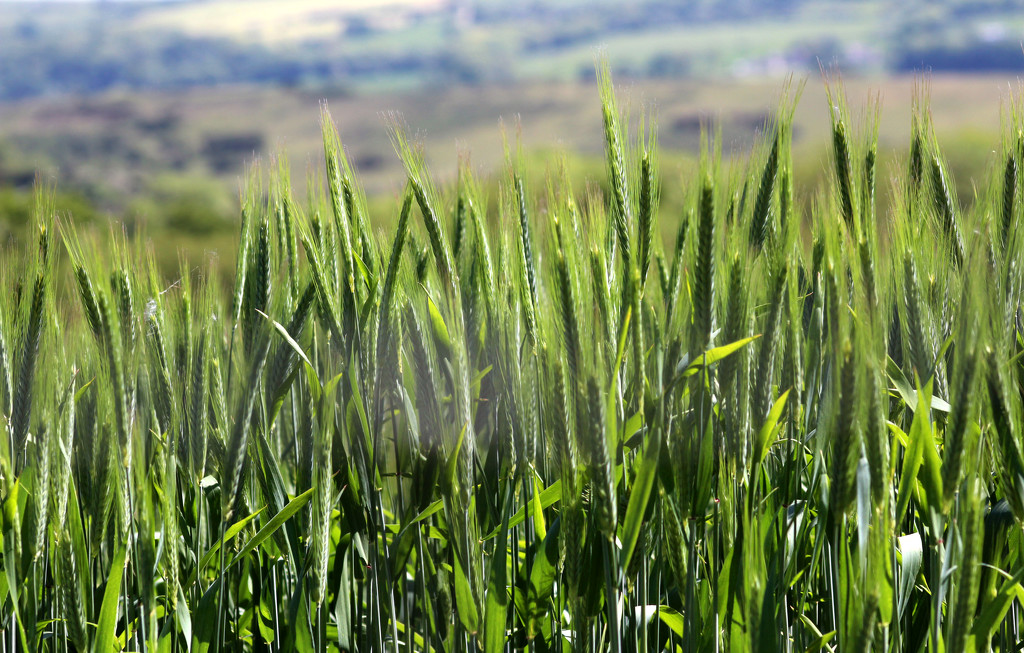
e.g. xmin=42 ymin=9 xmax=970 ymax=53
xmin=1 ymin=65 xmax=1024 ymax=653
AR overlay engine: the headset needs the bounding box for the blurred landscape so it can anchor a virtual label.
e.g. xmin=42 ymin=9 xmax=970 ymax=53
xmin=1 ymin=0 xmax=1023 ymax=271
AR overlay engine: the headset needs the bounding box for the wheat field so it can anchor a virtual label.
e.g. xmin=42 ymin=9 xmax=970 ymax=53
xmin=0 ymin=66 xmax=1022 ymax=652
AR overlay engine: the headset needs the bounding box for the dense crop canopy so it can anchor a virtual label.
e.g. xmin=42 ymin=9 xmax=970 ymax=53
xmin=1 ymin=69 xmax=1023 ymax=652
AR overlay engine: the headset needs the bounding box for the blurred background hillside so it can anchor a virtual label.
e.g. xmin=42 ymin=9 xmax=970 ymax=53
xmin=0 ymin=0 xmax=1022 ymax=271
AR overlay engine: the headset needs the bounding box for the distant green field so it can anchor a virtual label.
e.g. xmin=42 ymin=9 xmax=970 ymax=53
xmin=127 ymin=0 xmax=888 ymax=84
xmin=514 ymin=12 xmax=882 ymax=81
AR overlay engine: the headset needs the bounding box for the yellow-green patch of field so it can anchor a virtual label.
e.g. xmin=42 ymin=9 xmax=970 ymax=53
xmin=131 ymin=0 xmax=446 ymax=44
